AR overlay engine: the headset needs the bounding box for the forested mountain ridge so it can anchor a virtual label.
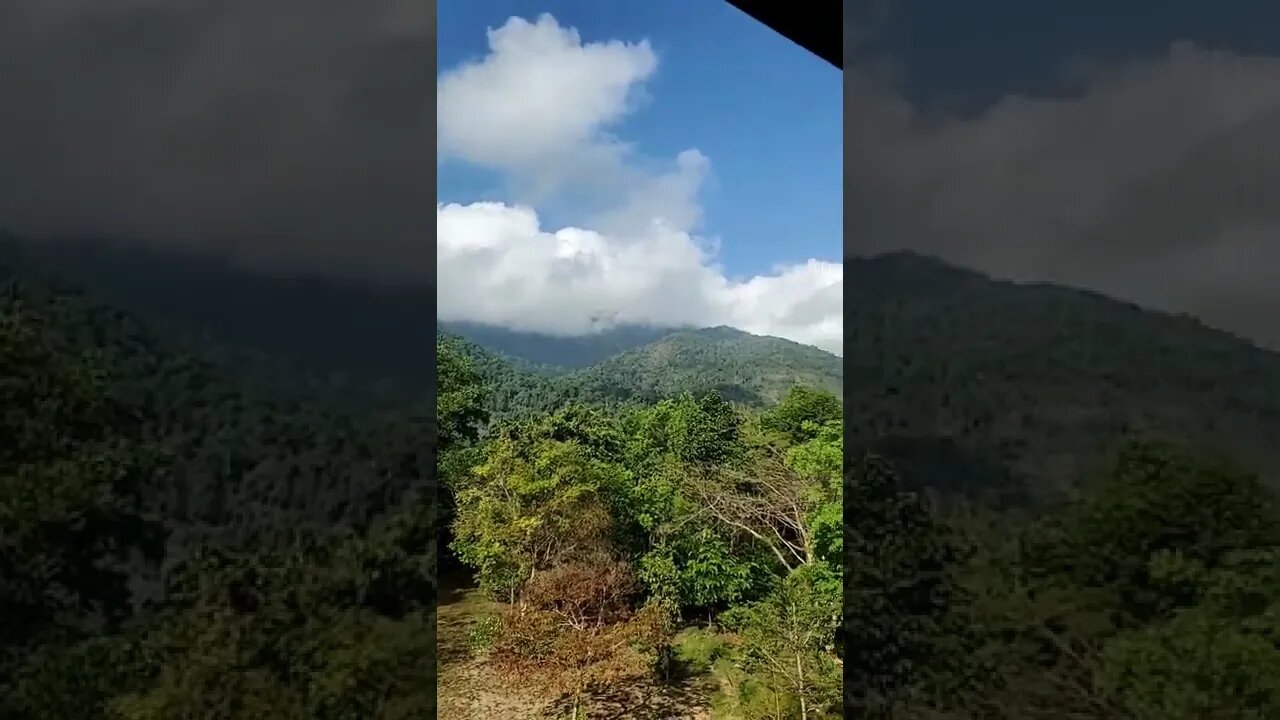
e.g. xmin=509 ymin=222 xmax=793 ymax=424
xmin=2 ymin=237 xmax=843 ymax=400
xmin=844 ymin=251 xmax=1280 ymax=502
xmin=10 ymin=230 xmax=1280 ymax=505
xmin=0 ymin=248 xmax=845 ymax=716
xmin=438 ymin=320 xmax=681 ymax=371
xmin=8 ymin=237 xmax=1280 ymax=717
xmin=568 ymin=326 xmax=843 ymax=405
xmin=439 ymin=324 xmax=845 ymax=423
xmin=450 ymin=251 xmax=1280 ymax=504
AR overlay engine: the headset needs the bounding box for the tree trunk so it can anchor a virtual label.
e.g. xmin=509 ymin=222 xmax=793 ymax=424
xmin=797 ymin=652 xmax=808 ymax=720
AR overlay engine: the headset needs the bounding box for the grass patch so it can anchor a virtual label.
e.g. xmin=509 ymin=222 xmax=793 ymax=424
xmin=672 ymin=627 xmax=733 ymax=678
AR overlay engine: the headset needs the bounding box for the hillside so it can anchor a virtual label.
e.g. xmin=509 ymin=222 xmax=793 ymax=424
xmin=439 ymin=320 xmax=678 ymax=371
xmin=568 ymin=326 xmax=843 ymax=405
xmin=1 ymin=237 xmax=434 ymax=391
xmin=1 ymin=251 xmax=842 ymax=717
xmin=0 ymin=257 xmax=431 ymax=553
xmin=10 ymin=239 xmax=1280 ymax=717
xmin=440 ymin=325 xmax=844 ymax=424
xmin=449 ymin=252 xmax=1280 ymax=506
xmin=11 ymin=233 xmax=1280 ymax=507
xmin=844 ymin=251 xmax=1280 ymax=502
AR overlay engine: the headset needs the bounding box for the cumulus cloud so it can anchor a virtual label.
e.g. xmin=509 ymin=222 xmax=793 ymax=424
xmin=846 ymin=42 xmax=1280 ymax=348
xmin=438 ymin=201 xmax=843 ymax=354
xmin=438 ymin=14 xmax=656 ymax=174
xmin=437 ymin=14 xmax=843 ymax=354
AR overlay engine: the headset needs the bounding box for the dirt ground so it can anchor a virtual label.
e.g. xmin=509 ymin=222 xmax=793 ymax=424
xmin=437 ymin=579 xmax=717 ymax=719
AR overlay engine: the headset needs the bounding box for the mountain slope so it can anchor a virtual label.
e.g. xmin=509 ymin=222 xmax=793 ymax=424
xmin=1 ymin=237 xmax=433 ymax=391
xmin=438 ymin=321 xmax=679 ymax=371
xmin=844 ymin=251 xmax=1280 ymax=501
xmin=440 ymin=325 xmax=844 ymax=424
xmin=0 ymin=257 xmax=431 ymax=554
xmin=566 ymin=326 xmax=844 ymax=406
xmin=12 ymin=234 xmax=1280 ymax=507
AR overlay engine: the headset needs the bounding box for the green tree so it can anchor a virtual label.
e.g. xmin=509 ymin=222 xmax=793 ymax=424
xmin=723 ymin=562 xmax=842 ymax=720
xmin=436 ymin=335 xmax=488 ymax=452
xmin=843 ymin=454 xmax=968 ymax=716
xmin=630 ymin=392 xmax=745 ymax=466
xmin=451 ymin=435 xmax=625 ymax=600
xmin=1021 ymin=442 xmax=1280 ymax=623
xmin=786 ymin=421 xmax=843 ymax=567
xmin=0 ymin=295 xmax=166 ymax=698
xmin=1097 ymin=549 xmax=1280 ymax=720
xmin=760 ymin=387 xmax=842 ymax=446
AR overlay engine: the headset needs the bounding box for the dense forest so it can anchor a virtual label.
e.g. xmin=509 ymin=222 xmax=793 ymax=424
xmin=6 ymin=242 xmax=1280 ymax=718
xmin=0 ymin=251 xmax=845 ymax=718
xmin=0 ymin=260 xmax=438 ymax=717
xmin=437 ymin=337 xmax=844 ymax=718
xmin=842 ymin=256 xmax=1280 ymax=717
xmin=438 ymin=327 xmax=844 ymax=426
xmin=851 ymin=440 xmax=1280 ymax=719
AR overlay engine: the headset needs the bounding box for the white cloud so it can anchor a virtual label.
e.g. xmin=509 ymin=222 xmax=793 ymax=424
xmin=436 ymin=14 xmax=843 ymax=355
xmin=437 ymin=14 xmax=656 ymax=173
xmin=437 ymin=201 xmax=843 ymax=354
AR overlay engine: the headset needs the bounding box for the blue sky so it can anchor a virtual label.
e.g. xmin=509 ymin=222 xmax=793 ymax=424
xmin=437 ymin=0 xmax=841 ymax=281
xmin=435 ymin=2 xmax=842 ymax=352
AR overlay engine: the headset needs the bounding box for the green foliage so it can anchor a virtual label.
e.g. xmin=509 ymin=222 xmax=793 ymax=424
xmin=843 ymin=455 xmax=970 ymax=715
xmin=720 ymin=562 xmax=843 ymax=719
xmin=1021 ymin=442 xmax=1280 ymax=621
xmin=3 ymin=632 xmax=153 ymax=720
xmin=787 ymin=421 xmax=843 ymax=567
xmin=436 ymin=335 xmax=488 ymax=452
xmin=1097 ymin=594 xmax=1280 ymax=720
xmin=761 ymin=387 xmax=843 ymax=446
xmin=451 ymin=434 xmax=622 ymax=598
xmin=843 ymin=252 xmax=1280 ymax=505
xmin=439 ymin=320 xmax=674 ymax=370
xmin=0 ymin=286 xmax=167 ymax=697
xmin=442 ymin=324 xmax=844 ymax=427
xmin=20 ymin=245 xmax=1280 ymax=719
xmin=105 ymin=517 xmax=437 ymax=720
xmin=673 ymin=627 xmax=733 ymax=676
xmin=437 ymin=348 xmax=846 ymax=715
xmin=902 ymin=444 xmax=1280 ymax=720
xmin=638 ymin=528 xmax=770 ymax=610
xmin=631 ymin=392 xmax=746 ymax=466
xmin=570 ymin=327 xmax=843 ymax=409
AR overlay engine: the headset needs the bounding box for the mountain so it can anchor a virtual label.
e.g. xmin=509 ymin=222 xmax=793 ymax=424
xmin=438 ymin=324 xmax=844 ymax=424
xmin=568 ymin=326 xmax=843 ymax=406
xmin=843 ymin=251 xmax=1280 ymax=502
xmin=3 ymin=237 xmax=843 ymax=409
xmin=1 ymin=237 xmax=433 ymax=392
xmin=10 ymin=234 xmax=1280 ymax=506
xmin=0 ymin=253 xmax=431 ymax=555
xmin=438 ymin=321 xmax=679 ymax=371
